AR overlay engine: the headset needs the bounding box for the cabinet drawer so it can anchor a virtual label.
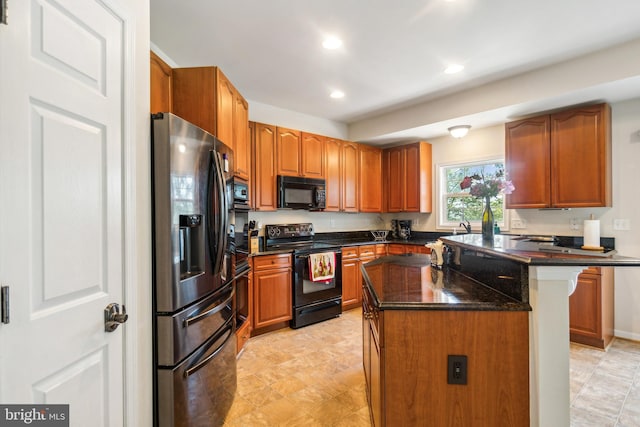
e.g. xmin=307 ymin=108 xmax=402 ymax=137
xmin=375 ymin=244 xmax=387 ymax=256
xmin=342 ymin=246 xmax=359 ymax=259
xmin=253 ymin=254 xmax=292 ymax=271
xmin=236 ymin=321 xmax=251 ymax=355
xmin=387 ymin=243 xmax=406 ymax=255
xmin=406 ymin=245 xmax=430 ymax=254
xmin=359 ymin=245 xmax=376 ymax=259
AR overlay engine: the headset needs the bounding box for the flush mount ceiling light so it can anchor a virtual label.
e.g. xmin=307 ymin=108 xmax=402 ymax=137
xmin=448 ymin=125 xmax=471 ymax=138
xmin=444 ymin=64 xmax=464 ymax=74
xmin=330 ymin=90 xmax=345 ymax=99
xmin=322 ymin=36 xmax=343 ymax=50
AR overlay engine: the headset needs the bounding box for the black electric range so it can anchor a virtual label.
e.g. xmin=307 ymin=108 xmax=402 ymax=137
xmin=264 ymin=223 xmax=343 ymax=329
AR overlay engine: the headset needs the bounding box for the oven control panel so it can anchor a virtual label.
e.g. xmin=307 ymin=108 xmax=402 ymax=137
xmin=265 ymin=223 xmax=314 ymax=239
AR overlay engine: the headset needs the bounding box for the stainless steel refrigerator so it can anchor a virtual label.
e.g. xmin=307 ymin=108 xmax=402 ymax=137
xmin=151 ymin=113 xmax=236 ymax=427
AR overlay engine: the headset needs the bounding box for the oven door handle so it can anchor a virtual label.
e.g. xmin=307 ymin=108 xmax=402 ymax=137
xmin=183 ymin=287 xmax=234 ymax=327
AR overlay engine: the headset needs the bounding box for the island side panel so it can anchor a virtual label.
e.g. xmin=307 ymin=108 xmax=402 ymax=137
xmin=383 ymin=310 xmax=529 ymax=427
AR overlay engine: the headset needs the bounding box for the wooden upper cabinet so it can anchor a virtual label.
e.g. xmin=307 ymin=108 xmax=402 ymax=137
xmin=171 ymin=66 xmax=251 ymax=180
xmin=171 ymin=67 xmax=217 ymax=134
xmin=551 ymin=104 xmax=611 ymax=208
xmin=384 ymin=142 xmax=432 ymax=213
xmin=404 ymin=142 xmax=432 ymax=212
xmin=233 ymin=95 xmax=250 ymax=180
xmin=342 ymin=141 xmax=359 ymax=212
xmin=276 ymin=129 xmax=325 ymax=178
xmin=359 ymin=145 xmax=383 ymax=213
xmin=325 ymin=138 xmax=342 ymax=211
xmin=505 ymin=116 xmax=551 ymax=209
xmin=386 ymin=147 xmax=403 ymax=212
xmin=301 ymin=132 xmax=325 ymax=178
xmin=505 ymin=103 xmax=611 ymax=209
xmin=325 ymin=139 xmax=359 ymax=212
xmin=252 ymin=122 xmax=278 ymax=211
xmin=150 ymin=51 xmax=172 ymax=113
xmin=276 ymin=127 xmax=302 ymax=176
xmin=215 ymin=71 xmax=235 ymax=149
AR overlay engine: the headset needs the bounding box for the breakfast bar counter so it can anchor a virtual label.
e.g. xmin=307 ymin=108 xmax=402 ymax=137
xmin=360 ymin=254 xmax=531 ymax=426
xmin=438 ymin=234 xmax=640 ymax=427
xmin=361 ymin=253 xmax=530 ymax=312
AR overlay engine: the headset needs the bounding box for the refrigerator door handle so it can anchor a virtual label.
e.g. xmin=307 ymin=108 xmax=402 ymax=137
xmin=183 ymin=287 xmax=234 ymax=328
xmin=211 ymin=151 xmax=227 ymax=276
xmin=184 ymin=322 xmax=233 ymax=378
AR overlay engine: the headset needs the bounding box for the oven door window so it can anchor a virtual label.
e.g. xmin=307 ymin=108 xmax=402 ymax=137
xmin=301 ymin=256 xmax=336 ymax=294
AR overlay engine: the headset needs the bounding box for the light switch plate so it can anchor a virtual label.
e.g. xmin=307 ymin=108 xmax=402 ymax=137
xmin=511 ymin=219 xmax=527 ymax=229
xmin=613 ymin=219 xmax=631 ymax=230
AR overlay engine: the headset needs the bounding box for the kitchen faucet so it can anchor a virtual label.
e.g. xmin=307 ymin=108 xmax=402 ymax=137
xmin=459 ymin=220 xmax=471 ymax=234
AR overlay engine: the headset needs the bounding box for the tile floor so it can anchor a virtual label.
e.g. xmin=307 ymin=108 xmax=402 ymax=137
xmin=223 ymin=308 xmax=640 ymax=426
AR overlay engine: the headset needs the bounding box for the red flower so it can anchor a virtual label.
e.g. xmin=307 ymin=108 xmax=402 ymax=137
xmin=460 ymin=176 xmax=473 ymax=190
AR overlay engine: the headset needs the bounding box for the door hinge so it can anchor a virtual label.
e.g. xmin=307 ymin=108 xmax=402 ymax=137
xmin=0 ymin=0 xmax=7 ymax=25
xmin=1 ymin=286 xmax=9 ymax=324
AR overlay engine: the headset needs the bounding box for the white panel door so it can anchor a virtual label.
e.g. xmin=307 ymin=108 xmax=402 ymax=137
xmin=0 ymin=1 xmax=130 ymax=425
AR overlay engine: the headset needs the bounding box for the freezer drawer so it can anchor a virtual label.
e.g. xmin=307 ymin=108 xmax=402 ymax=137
xmin=157 ymin=318 xmax=237 ymax=427
xmin=156 ymin=283 xmax=234 ymax=366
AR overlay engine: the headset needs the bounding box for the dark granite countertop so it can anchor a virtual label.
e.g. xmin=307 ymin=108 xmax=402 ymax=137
xmin=361 ymin=254 xmax=531 ymax=312
xmin=440 ymin=234 xmax=640 ymax=267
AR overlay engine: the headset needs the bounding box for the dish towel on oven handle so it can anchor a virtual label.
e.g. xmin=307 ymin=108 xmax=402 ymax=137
xmin=309 ymin=252 xmax=336 ymax=282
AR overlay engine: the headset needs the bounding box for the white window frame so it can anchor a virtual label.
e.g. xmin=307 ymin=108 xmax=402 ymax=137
xmin=436 ymin=158 xmax=510 ymax=232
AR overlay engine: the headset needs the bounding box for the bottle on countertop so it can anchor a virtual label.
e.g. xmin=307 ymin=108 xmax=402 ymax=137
xmin=493 ymin=222 xmax=501 ymax=235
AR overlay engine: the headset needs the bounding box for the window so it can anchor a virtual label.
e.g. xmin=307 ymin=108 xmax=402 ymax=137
xmin=437 ymin=159 xmax=508 ymax=230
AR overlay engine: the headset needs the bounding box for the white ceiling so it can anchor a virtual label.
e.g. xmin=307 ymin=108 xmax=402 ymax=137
xmin=150 ymin=0 xmax=640 ymax=145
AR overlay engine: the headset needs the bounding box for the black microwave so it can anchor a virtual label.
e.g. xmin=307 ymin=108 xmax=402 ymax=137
xmin=277 ymin=175 xmax=326 ymax=210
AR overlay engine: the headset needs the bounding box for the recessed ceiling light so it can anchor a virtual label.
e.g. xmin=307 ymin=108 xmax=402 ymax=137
xmin=444 ymin=64 xmax=464 ymax=74
xmin=322 ymin=36 xmax=343 ymax=50
xmin=330 ymin=90 xmax=345 ymax=99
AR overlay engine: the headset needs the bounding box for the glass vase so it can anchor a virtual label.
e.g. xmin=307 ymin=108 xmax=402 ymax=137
xmin=482 ymin=196 xmax=494 ymax=242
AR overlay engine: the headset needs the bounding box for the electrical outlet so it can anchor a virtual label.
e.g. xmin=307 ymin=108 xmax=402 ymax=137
xmin=570 ymin=218 xmax=580 ymax=230
xmin=447 ymin=355 xmax=467 ymax=385
xmin=511 ymin=219 xmax=527 ymax=229
xmin=613 ymin=219 xmax=631 ymax=230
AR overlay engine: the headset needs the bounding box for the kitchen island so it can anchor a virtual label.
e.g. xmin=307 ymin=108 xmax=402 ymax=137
xmin=438 ymin=234 xmax=640 ymax=427
xmin=361 ymin=254 xmax=531 ymax=427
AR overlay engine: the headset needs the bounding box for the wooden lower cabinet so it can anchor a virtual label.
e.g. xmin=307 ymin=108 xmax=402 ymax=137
xmin=235 ymin=268 xmax=253 ymax=355
xmin=342 ymin=245 xmax=385 ymax=311
xmin=387 ymin=243 xmax=430 ymax=255
xmin=252 ymin=254 xmax=292 ymax=331
xmin=569 ymin=267 xmax=614 ymax=349
xmin=363 ymin=285 xmax=529 ymax=427
xmin=236 ymin=316 xmax=251 ymax=354
xmin=341 ymin=247 xmax=360 ymax=310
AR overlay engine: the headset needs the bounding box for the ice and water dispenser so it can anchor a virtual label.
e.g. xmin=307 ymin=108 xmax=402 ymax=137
xmin=178 ymin=214 xmax=204 ymax=280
